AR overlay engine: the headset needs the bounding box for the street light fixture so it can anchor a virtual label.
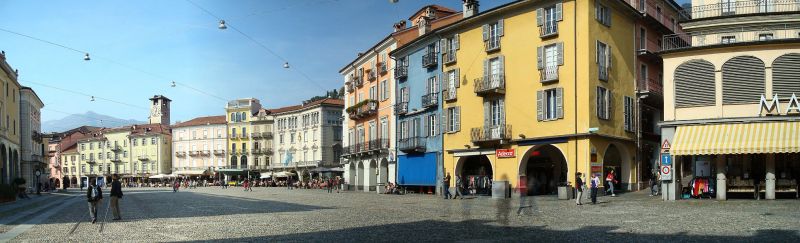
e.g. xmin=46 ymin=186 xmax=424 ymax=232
xmin=283 ymin=62 xmax=290 ymax=69
xmin=90 ymin=96 xmax=95 ymax=102
xmin=84 ymin=53 xmax=91 ymax=61
xmin=171 ymin=81 xmax=176 ymax=87
xmin=218 ymin=20 xmax=227 ymax=30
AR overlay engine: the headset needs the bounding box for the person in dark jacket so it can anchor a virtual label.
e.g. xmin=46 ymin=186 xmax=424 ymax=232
xmin=575 ymin=173 xmax=584 ymax=205
xmin=86 ymin=178 xmax=103 ymax=224
xmin=110 ymin=174 xmax=123 ymax=220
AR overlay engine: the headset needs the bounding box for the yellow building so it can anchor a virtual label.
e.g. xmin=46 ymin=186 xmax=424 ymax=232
xmin=223 ymin=98 xmax=261 ymax=179
xmin=0 ymin=51 xmax=22 ymax=185
xmin=659 ymin=0 xmax=800 ymax=200
xmin=438 ymin=0 xmax=642 ymax=197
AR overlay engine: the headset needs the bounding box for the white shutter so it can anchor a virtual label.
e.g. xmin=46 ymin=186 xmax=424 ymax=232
xmin=432 ymin=114 xmax=438 ymax=135
xmin=537 ymin=46 xmax=544 ymax=70
xmin=556 ymin=3 xmax=563 ymax=21
xmin=455 ymin=34 xmax=460 ymax=50
xmin=537 ymin=90 xmax=544 ymax=121
xmin=482 ymin=24 xmax=489 ymax=41
xmin=537 ymin=8 xmax=544 ymax=26
xmin=483 ymin=59 xmax=489 ymax=80
xmin=556 ymin=88 xmax=564 ymax=119
xmin=483 ymin=101 xmax=490 ymax=127
xmin=557 ymin=42 xmax=564 ymax=66
xmin=440 ymin=39 xmax=447 ymax=55
xmin=442 ymin=110 xmax=449 ymax=133
xmin=454 ymin=107 xmax=461 ymax=132
xmin=499 ymin=98 xmax=506 ymax=125
xmin=498 ymin=55 xmax=505 ymax=78
xmin=498 ymin=19 xmax=504 ymax=37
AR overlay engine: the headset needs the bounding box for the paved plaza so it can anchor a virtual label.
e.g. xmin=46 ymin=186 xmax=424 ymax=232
xmin=0 ymin=187 xmax=798 ymax=242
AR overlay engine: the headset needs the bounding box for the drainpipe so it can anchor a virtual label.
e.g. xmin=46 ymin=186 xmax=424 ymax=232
xmin=573 ymin=0 xmax=579 ymax=185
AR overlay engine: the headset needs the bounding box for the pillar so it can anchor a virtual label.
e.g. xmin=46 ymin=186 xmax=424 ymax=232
xmin=766 ymin=154 xmax=776 ymax=200
xmin=663 ymin=155 xmax=679 ymax=201
xmin=716 ymin=155 xmax=727 ymax=200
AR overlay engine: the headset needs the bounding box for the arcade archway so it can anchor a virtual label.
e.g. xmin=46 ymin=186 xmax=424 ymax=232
xmin=604 ymin=144 xmax=623 ymax=191
xmin=519 ymin=145 xmax=568 ymax=196
xmin=456 ymin=155 xmax=493 ymax=195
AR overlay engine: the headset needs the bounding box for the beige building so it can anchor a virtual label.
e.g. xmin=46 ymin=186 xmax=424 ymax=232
xmin=659 ymin=0 xmax=800 ymax=200
xmin=19 ymin=86 xmax=45 ymax=190
xmin=171 ymin=115 xmax=228 ymax=179
xmin=249 ymin=109 xmax=274 ymax=172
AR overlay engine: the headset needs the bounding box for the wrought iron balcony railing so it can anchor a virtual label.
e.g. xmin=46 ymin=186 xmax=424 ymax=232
xmin=540 ymin=66 xmax=559 ymax=82
xmin=470 ymin=124 xmax=512 ymax=143
xmin=394 ymin=65 xmax=408 ymax=79
xmin=474 ymin=74 xmax=505 ymax=95
xmin=539 ymin=22 xmax=558 ymax=37
xmin=395 ymin=101 xmax=408 ymax=115
xmin=637 ymin=78 xmax=663 ymax=95
xmin=422 ymin=53 xmax=438 ymax=68
xmin=484 ymin=37 xmax=501 ymax=52
xmin=421 ymin=92 xmax=439 ymax=108
xmin=443 ymin=52 xmax=456 ymax=64
xmin=662 ymin=24 xmax=800 ymax=51
xmin=443 ymin=89 xmax=457 ymax=101
xmin=398 ymin=136 xmax=426 ymax=153
xmin=679 ymin=0 xmax=799 ymax=21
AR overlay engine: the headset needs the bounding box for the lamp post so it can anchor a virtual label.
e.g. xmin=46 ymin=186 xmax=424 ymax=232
xmin=35 ymin=169 xmax=41 ymax=195
xmin=636 ymin=92 xmax=649 ymax=191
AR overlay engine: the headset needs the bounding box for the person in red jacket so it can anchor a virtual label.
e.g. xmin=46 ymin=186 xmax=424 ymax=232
xmin=606 ymin=170 xmax=618 ymax=197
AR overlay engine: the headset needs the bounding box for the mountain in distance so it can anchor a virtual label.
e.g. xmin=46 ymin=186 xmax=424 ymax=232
xmin=42 ymin=111 xmax=146 ymax=133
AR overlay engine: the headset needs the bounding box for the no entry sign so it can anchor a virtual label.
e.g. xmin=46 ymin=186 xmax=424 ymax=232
xmin=660 ymin=153 xmax=672 ymax=180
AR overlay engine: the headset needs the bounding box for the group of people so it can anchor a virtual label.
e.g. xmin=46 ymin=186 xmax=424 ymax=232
xmin=86 ymin=174 xmax=123 ymax=224
xmin=383 ymin=182 xmax=400 ymax=194
xmin=442 ymin=172 xmax=493 ymax=199
xmin=574 ymin=170 xmax=619 ymax=205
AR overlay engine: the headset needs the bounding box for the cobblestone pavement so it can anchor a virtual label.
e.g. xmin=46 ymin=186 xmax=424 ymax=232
xmin=3 ymin=187 xmax=799 ymax=242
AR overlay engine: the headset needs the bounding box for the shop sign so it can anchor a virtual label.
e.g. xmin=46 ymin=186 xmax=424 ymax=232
xmin=591 ymin=162 xmax=602 ymax=177
xmin=759 ymin=93 xmax=800 ymax=116
xmin=496 ymin=149 xmax=515 ymax=158
xmin=661 ymin=153 xmax=672 ymax=180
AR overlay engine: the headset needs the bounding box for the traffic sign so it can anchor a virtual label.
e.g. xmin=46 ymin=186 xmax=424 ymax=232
xmin=660 ymin=153 xmax=672 ymax=180
xmin=661 ymin=166 xmax=670 ymax=175
xmin=661 ymin=139 xmax=671 ymax=150
xmin=661 ymin=153 xmax=672 ymax=166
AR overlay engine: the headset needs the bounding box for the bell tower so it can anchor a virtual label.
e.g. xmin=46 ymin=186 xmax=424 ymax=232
xmin=149 ymin=95 xmax=171 ymax=125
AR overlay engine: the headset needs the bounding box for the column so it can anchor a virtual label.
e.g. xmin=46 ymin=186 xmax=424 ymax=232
xmin=716 ymin=155 xmax=726 ymax=200
xmin=766 ymin=154 xmax=776 ymax=200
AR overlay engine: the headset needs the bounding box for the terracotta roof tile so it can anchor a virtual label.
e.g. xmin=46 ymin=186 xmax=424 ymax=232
xmin=172 ymin=115 xmax=227 ymax=128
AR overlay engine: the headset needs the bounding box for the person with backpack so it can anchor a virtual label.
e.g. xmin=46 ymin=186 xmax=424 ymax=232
xmin=86 ymin=178 xmax=103 ymax=224
xmin=110 ymin=174 xmax=123 ymax=220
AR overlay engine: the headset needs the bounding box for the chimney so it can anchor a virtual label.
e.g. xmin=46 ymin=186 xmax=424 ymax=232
xmin=463 ymin=0 xmax=479 ymax=18
xmin=417 ymin=17 xmax=431 ymax=36
xmin=393 ymin=20 xmax=407 ymax=32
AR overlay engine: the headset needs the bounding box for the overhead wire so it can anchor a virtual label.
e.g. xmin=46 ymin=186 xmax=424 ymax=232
xmin=24 ymin=79 xmax=149 ymax=110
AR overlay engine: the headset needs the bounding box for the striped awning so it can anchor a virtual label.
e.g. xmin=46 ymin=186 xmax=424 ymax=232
xmin=672 ymin=122 xmax=800 ymax=155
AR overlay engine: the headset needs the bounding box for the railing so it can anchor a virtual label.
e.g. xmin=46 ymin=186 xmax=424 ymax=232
xmin=626 ymin=0 xmax=684 ymax=32
xmin=201 ymin=150 xmax=211 ymax=156
xmin=261 ymin=132 xmax=273 ymax=139
xmin=251 ymin=132 xmax=262 ymax=138
xmin=213 ymin=149 xmax=225 ymax=155
xmin=539 ymin=22 xmax=558 ymax=37
xmin=443 ymin=89 xmax=457 ymax=101
xmin=263 ymin=148 xmax=273 ymax=155
xmin=394 ymin=65 xmax=408 ymax=79
xmin=346 ymin=81 xmax=354 ymax=93
xmin=662 ymin=24 xmax=800 ymax=51
xmin=599 ymin=66 xmax=609 ymax=81
xmin=110 ymin=145 xmax=122 ymax=152
xmin=422 ymin=53 xmax=438 ymax=68
xmin=367 ymin=69 xmax=377 ymax=81
xmin=378 ymin=62 xmax=388 ymax=75
xmin=86 ymin=158 xmax=97 ymax=164
xmin=485 ymin=37 xmax=501 ymax=52
xmin=637 ymin=35 xmax=662 ymax=54
xmin=398 ymin=136 xmax=426 ymax=153
xmin=347 ymin=100 xmax=378 ymax=119
xmin=395 ymin=101 xmax=409 ymax=115
xmin=137 ymin=156 xmax=149 ymax=161
xmin=189 ymin=150 xmax=200 ymax=157
xmin=474 ymin=74 xmax=505 ymax=95
xmin=540 ymin=66 xmax=559 ymax=82
xmin=353 ymin=75 xmax=364 ymax=87
xmin=470 ymin=124 xmax=512 ymax=143
xmin=443 ymin=52 xmax=456 ymax=64
xmin=421 ymin=92 xmax=439 ymax=108
xmin=229 ymin=133 xmax=238 ymax=139
xmin=638 ymin=78 xmax=663 ymax=95
xmin=367 ymin=138 xmax=390 ymax=151
xmin=252 ymin=148 xmax=263 ymax=154
xmin=175 ymin=151 xmax=186 ymax=157
xmin=679 ymin=0 xmax=800 ymax=21
xmin=110 ymin=156 xmax=122 ymax=162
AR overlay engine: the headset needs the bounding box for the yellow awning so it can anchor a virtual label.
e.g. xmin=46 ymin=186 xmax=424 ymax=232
xmin=672 ymin=122 xmax=800 ymax=155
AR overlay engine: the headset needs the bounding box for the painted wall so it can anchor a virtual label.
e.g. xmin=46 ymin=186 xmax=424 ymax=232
xmin=395 ymin=36 xmax=444 ymax=155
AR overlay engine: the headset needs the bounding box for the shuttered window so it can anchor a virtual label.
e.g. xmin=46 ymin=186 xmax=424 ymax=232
xmin=445 ymin=107 xmax=461 ymax=133
xmin=537 ymin=88 xmax=563 ymax=121
xmin=624 ymin=96 xmax=635 ymax=132
xmin=772 ymin=53 xmax=800 ymax=97
xmin=675 ymin=60 xmax=715 ymax=108
xmin=722 ymin=56 xmax=765 ymax=105
xmin=596 ymin=86 xmax=611 ymax=120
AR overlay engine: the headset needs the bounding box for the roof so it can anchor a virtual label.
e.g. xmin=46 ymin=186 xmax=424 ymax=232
xmin=408 ymin=5 xmax=458 ymax=21
xmin=149 ymin=95 xmax=171 ymax=102
xmin=267 ymin=98 xmax=344 ymax=115
xmin=338 ymin=34 xmax=394 ymax=73
xmin=129 ymin=123 xmax=171 ymax=137
xmin=390 ymin=12 xmax=464 ymax=56
xmin=172 ymin=115 xmax=226 ymax=128
xmin=20 ymin=86 xmax=44 ymax=107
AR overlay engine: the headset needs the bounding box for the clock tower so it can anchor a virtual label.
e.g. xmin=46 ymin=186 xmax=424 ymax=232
xmin=149 ymin=95 xmax=171 ymax=125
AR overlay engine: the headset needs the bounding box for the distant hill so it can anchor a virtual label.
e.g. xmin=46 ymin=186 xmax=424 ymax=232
xmin=42 ymin=111 xmax=146 ymax=133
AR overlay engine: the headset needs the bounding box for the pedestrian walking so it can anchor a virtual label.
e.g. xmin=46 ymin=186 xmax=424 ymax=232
xmin=606 ymin=170 xmax=618 ymax=197
xmin=590 ymin=173 xmax=600 ymax=204
xmin=335 ymin=176 xmax=341 ymax=193
xmin=110 ymin=174 xmax=123 ymax=220
xmin=454 ymin=175 xmax=464 ymax=199
xmin=173 ymin=180 xmax=180 ymax=193
xmin=575 ymin=173 xmax=584 ymax=205
xmin=86 ymin=178 xmax=103 ymax=224
xmin=443 ymin=172 xmax=452 ymax=199
xmin=650 ymin=171 xmax=660 ymax=196
xmin=517 ymin=176 xmax=530 ymax=215
xmin=327 ymin=178 xmax=333 ymax=193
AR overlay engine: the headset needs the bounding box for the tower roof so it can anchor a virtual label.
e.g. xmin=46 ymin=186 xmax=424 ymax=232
xmin=149 ymin=95 xmax=171 ymax=102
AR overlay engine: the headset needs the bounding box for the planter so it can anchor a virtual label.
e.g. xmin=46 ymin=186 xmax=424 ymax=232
xmin=558 ymin=186 xmax=574 ymax=200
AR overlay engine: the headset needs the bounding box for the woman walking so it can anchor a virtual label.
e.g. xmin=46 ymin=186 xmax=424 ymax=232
xmin=575 ymin=173 xmax=584 ymax=205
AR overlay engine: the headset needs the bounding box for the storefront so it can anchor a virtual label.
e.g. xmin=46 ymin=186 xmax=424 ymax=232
xmin=661 ymin=121 xmax=800 ymax=200
xmin=397 ymin=152 xmax=437 ymax=191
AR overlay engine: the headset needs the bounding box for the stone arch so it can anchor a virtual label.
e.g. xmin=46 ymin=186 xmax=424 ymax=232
xmin=518 ymin=145 xmax=569 ymax=196
xmin=379 ymin=158 xmax=389 ymax=185
xmin=602 ymin=143 xmax=634 ymax=191
xmin=675 ymin=60 xmax=715 ymax=108
xmin=722 ymin=56 xmax=765 ymax=105
xmin=0 ymin=144 xmax=6 ymax=184
xmin=455 ymin=155 xmax=493 ymax=195
xmin=367 ymin=159 xmax=377 ymax=191
xmin=356 ymin=161 xmax=364 ymax=190
xmin=230 ymin=155 xmax=238 ymax=168
xmin=240 ymin=155 xmax=248 ymax=168
xmin=772 ymin=53 xmax=800 ymax=96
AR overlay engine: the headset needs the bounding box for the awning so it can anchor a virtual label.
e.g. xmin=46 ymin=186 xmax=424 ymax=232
xmin=273 ymin=171 xmax=296 ymax=178
xmin=149 ymin=174 xmax=176 ymax=179
xmin=672 ymin=122 xmax=800 ymax=155
xmin=176 ymin=170 xmax=208 ymax=176
xmin=397 ymin=152 xmax=436 ymax=186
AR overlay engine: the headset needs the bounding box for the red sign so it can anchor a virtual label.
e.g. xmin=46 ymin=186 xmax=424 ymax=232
xmin=496 ymin=149 xmax=515 ymax=158
xmin=662 ymin=139 xmax=671 ymax=150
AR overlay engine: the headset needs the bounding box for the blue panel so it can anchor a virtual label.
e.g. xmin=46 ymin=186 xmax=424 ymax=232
xmin=397 ymin=152 xmax=437 ymax=186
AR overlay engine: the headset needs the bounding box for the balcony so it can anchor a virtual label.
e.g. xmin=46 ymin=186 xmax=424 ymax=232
xmin=251 ymin=132 xmax=262 ymax=138
xmin=261 ymin=132 xmax=273 ymax=139
xmin=627 ymin=0 xmax=683 ymax=33
xmin=637 ymin=78 xmax=663 ymax=96
xmin=539 ymin=22 xmax=558 ymax=37
xmin=252 ymin=148 xmax=263 ymax=154
xmin=110 ymin=145 xmax=122 ymax=152
xmin=263 ymin=148 xmax=273 ymax=155
xmin=346 ymin=81 xmax=354 ymax=93
xmin=86 ymin=158 xmax=97 ymax=164
xmin=398 ymin=137 xmax=426 ymax=153
xmin=678 ymin=0 xmax=799 ymax=21
xmin=366 ymin=138 xmax=390 ymax=152
xmin=443 ymin=89 xmax=457 ymax=101
xmin=395 ymin=101 xmax=408 ymax=115
xmin=484 ymin=37 xmax=501 ymax=52
xmin=367 ymin=69 xmax=377 ymax=81
xmin=175 ymin=151 xmax=187 ymax=157
xmin=229 ymin=133 xmax=238 ymax=139
xmin=394 ymin=65 xmax=408 ymax=80
xmin=540 ymin=66 xmax=559 ymax=82
xmin=474 ymin=74 xmax=505 ymax=96
xmin=346 ymin=99 xmax=378 ymax=120
xmin=378 ymin=62 xmax=388 ymax=75
xmin=137 ymin=156 xmax=149 ymax=161
xmin=421 ymin=92 xmax=439 ymax=108
xmin=636 ymin=36 xmax=661 ymax=60
xmin=353 ymin=75 xmax=364 ymax=87
xmin=201 ymin=150 xmax=211 ymax=156
xmin=443 ymin=52 xmax=456 ymax=64
xmin=422 ymin=53 xmax=437 ymax=68
xmin=662 ymin=24 xmax=800 ymax=52
xmin=110 ymin=157 xmax=122 ymax=162
xmin=213 ymin=149 xmax=225 ymax=155
xmin=470 ymin=124 xmax=512 ymax=144
xmin=189 ymin=150 xmax=200 ymax=157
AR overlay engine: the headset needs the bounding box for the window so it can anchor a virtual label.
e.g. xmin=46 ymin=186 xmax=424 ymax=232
xmin=133 ymin=139 xmax=137 ymax=146
xmin=380 ymin=117 xmax=389 ymax=140
xmin=290 ymin=132 xmax=295 ymax=144
xmin=380 ymin=80 xmax=388 ymax=101
xmin=89 ymin=143 xmax=94 ymax=150
xmin=442 ymin=34 xmax=459 ymax=63
xmin=721 ymin=36 xmax=736 ymax=44
xmin=399 ymin=121 xmax=408 ymax=140
xmin=640 ymin=64 xmax=648 ymax=81
xmin=721 ymin=0 xmax=736 ymax=15
xmin=99 ymin=152 xmax=104 ymax=160
xmin=141 ymin=138 xmax=146 ymax=145
xmin=242 ymin=143 xmax=246 ymax=151
xmin=482 ymin=20 xmax=503 ymax=51
xmin=232 ymin=143 xmax=237 ymax=152
xmin=596 ymin=86 xmax=611 ymax=120
xmin=279 ymin=134 xmax=284 ymax=144
xmin=232 ymin=128 xmax=236 ymax=137
xmin=596 ymin=41 xmax=611 ymax=81
xmin=444 ymin=69 xmax=459 ymax=100
xmin=445 ymin=107 xmax=461 ymax=133
xmin=487 ymin=99 xmax=505 ymax=126
xmin=203 ymin=129 xmax=208 ymax=138
xmin=81 ymin=144 xmax=85 ymax=150
xmin=304 ymin=131 xmax=308 ymax=142
xmin=123 ymin=151 xmax=128 ymax=158
xmin=427 ymin=75 xmax=439 ymax=94
xmin=192 ymin=131 xmax=197 ymax=139
xmin=537 ymin=4 xmax=562 ymax=36
xmin=242 ymin=127 xmax=247 ymax=137
xmin=537 ymin=88 xmax=563 ymax=121
xmin=428 ymin=114 xmax=438 ymax=136
xmin=369 ymin=85 xmax=377 ymax=100
xmin=537 ymin=43 xmax=563 ymax=81
xmin=624 ymin=96 xmax=635 ymax=132
xmin=151 ymin=137 xmax=156 ymax=145
xmin=639 ymin=28 xmax=646 ymax=50
xmin=595 ymin=2 xmax=611 ymax=26
xmin=759 ymin=33 xmax=773 ymax=41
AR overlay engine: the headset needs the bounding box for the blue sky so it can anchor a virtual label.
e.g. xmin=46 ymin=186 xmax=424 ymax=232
xmin=0 ymin=0 xmax=512 ymax=125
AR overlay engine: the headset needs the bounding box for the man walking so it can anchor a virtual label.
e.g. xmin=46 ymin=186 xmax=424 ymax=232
xmin=443 ymin=172 xmax=452 ymax=199
xmin=327 ymin=178 xmax=333 ymax=193
xmin=575 ymin=173 xmax=584 ymax=205
xmin=590 ymin=173 xmax=600 ymax=204
xmin=453 ymin=175 xmax=464 ymax=199
xmin=110 ymin=174 xmax=123 ymax=220
xmin=86 ymin=178 xmax=103 ymax=224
